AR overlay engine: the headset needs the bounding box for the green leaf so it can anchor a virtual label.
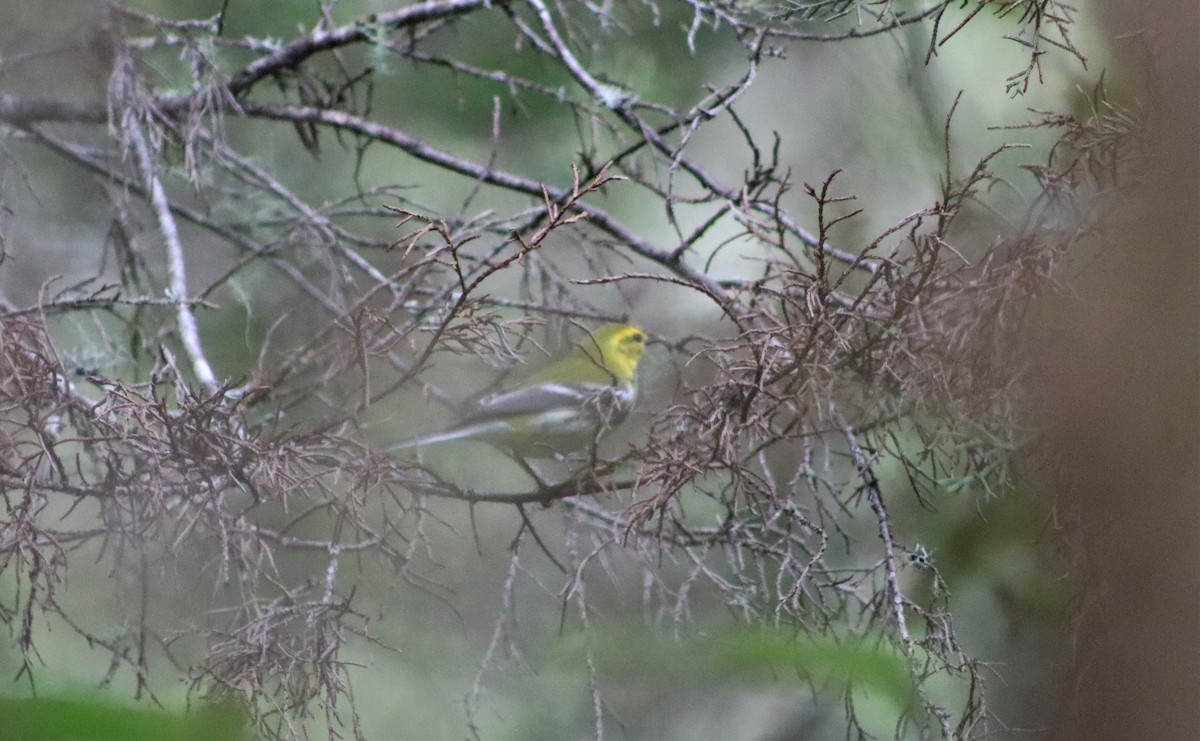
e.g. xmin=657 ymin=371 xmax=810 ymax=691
xmin=0 ymin=695 xmax=247 ymax=741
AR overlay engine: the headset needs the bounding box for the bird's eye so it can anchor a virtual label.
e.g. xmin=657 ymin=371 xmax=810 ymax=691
xmin=630 ymin=332 xmax=645 ymax=343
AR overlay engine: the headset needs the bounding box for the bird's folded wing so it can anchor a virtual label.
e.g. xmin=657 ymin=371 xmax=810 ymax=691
xmin=467 ymin=381 xmax=606 ymax=421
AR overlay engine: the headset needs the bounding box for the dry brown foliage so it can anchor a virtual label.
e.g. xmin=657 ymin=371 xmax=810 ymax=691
xmin=0 ymin=1 xmax=1138 ymax=738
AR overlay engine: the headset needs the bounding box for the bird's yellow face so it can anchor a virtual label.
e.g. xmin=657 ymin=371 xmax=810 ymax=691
xmin=589 ymin=323 xmax=647 ymax=383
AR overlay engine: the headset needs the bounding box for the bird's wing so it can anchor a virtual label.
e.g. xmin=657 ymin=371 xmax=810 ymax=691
xmin=466 ymin=381 xmax=602 ymax=421
xmin=388 ymin=418 xmax=519 ymax=450
xmin=388 ymin=383 xmax=605 ymax=451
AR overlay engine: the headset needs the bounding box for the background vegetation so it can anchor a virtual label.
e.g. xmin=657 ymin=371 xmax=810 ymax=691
xmin=1 ymin=1 xmax=1195 ymax=739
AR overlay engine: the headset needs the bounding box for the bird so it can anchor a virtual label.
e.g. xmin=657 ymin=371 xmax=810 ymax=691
xmin=389 ymin=323 xmax=647 ymax=457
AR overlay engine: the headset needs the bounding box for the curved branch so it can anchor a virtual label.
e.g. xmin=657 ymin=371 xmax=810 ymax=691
xmin=165 ymin=0 xmax=497 ymax=103
xmin=237 ymin=100 xmax=744 ymax=322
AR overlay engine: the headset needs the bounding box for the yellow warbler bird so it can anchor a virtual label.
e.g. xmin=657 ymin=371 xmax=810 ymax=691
xmin=390 ymin=323 xmax=647 ymax=457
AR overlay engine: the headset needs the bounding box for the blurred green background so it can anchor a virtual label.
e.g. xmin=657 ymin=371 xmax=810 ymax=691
xmin=0 ymin=1 xmax=1145 ymax=738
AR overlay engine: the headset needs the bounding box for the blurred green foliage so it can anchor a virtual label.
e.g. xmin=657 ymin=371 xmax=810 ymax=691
xmin=0 ymin=695 xmax=247 ymax=741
